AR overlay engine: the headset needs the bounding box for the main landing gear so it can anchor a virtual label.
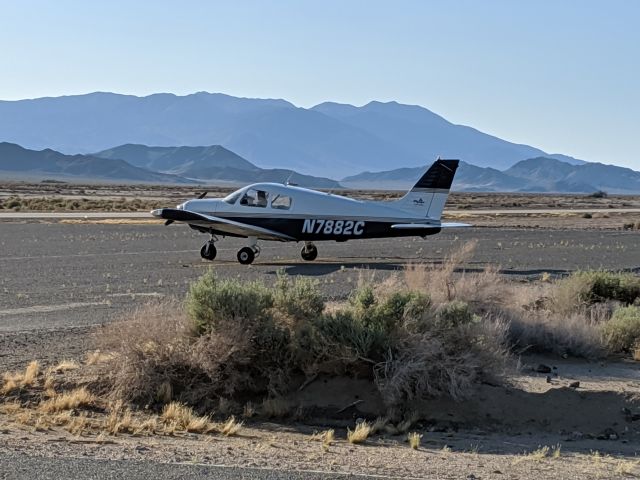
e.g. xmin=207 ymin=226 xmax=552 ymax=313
xmin=237 ymin=237 xmax=260 ymax=265
xmin=301 ymin=242 xmax=318 ymax=261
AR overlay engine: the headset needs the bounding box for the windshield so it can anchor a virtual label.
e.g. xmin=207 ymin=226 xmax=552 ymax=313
xmin=223 ymin=189 xmax=243 ymax=204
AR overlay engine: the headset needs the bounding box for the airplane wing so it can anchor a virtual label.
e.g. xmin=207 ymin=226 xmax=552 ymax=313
xmin=391 ymin=222 xmax=472 ymax=229
xmin=151 ymin=208 xmax=295 ymax=241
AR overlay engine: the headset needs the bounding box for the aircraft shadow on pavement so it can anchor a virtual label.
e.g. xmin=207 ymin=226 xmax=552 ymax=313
xmin=261 ymin=262 xmax=575 ymax=278
xmin=265 ymin=262 xmax=404 ymax=276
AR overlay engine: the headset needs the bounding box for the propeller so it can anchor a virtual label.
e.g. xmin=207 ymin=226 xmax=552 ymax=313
xmin=163 ymin=192 xmax=205 ymax=226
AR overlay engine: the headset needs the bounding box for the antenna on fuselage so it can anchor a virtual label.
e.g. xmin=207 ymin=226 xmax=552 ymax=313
xmin=284 ymin=171 xmax=298 ymax=186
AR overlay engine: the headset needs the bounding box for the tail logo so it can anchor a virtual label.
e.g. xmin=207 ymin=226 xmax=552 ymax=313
xmin=413 ymin=198 xmax=424 ymax=205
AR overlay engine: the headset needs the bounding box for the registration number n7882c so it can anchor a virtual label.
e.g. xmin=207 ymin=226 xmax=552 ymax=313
xmin=302 ymin=219 xmax=365 ymax=235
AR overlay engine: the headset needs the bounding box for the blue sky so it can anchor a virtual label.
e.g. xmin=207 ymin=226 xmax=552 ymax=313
xmin=2 ymin=0 xmax=639 ymax=169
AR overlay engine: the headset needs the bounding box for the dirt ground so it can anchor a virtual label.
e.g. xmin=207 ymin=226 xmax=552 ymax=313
xmin=1 ymin=185 xmax=640 ymax=478
xmin=1 ymin=352 xmax=639 ymax=479
xmin=2 ymin=181 xmax=640 ymax=210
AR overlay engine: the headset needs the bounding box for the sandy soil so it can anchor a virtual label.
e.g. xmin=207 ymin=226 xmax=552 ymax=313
xmin=1 ymin=352 xmax=639 ymax=479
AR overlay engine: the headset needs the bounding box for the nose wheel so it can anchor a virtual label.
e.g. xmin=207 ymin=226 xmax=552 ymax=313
xmin=301 ymin=243 xmax=318 ymax=261
xmin=200 ymin=240 xmax=217 ymax=261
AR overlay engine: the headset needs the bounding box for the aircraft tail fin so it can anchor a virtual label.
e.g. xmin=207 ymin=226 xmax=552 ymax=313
xmin=393 ymin=158 xmax=459 ymax=220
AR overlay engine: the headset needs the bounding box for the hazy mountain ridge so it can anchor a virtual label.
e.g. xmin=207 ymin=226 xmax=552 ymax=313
xmin=343 ymin=157 xmax=640 ymax=193
xmin=0 ymin=142 xmax=192 ymax=184
xmin=0 ymin=91 xmax=589 ymax=177
xmin=93 ymin=144 xmax=340 ymax=188
xmin=0 ymin=142 xmax=341 ymax=188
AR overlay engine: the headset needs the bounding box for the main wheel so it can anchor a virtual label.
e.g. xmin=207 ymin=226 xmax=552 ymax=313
xmin=237 ymin=246 xmax=255 ymax=265
xmin=301 ymin=244 xmax=318 ymax=261
xmin=200 ymin=242 xmax=217 ymax=261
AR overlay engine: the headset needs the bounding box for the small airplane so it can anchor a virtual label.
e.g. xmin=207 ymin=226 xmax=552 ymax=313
xmin=151 ymin=158 xmax=469 ymax=264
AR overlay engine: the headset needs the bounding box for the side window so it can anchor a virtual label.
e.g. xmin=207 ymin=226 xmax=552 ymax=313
xmin=271 ymin=194 xmax=292 ymax=210
xmin=240 ymin=189 xmax=269 ymax=208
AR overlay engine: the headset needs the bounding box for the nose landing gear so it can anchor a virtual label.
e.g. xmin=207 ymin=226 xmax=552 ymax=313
xmin=301 ymin=242 xmax=318 ymax=261
xmin=200 ymin=238 xmax=217 ymax=261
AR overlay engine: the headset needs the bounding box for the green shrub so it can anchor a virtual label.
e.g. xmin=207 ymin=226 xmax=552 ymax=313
xmin=273 ymin=272 xmax=324 ymax=321
xmin=349 ymin=284 xmax=376 ymax=310
xmin=436 ymin=301 xmax=477 ymax=329
xmin=602 ymin=306 xmax=640 ymax=353
xmin=186 ymin=271 xmax=273 ymax=334
xmin=553 ymin=271 xmax=640 ymax=312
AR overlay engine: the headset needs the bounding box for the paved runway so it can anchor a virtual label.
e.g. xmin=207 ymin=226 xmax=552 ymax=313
xmin=0 ymin=221 xmax=638 ymax=367
xmin=0 ymin=451 xmax=385 ymax=480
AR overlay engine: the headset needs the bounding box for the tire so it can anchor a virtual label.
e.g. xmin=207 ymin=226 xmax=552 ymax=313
xmin=301 ymin=244 xmax=318 ymax=261
xmin=200 ymin=242 xmax=217 ymax=261
xmin=237 ymin=246 xmax=255 ymax=265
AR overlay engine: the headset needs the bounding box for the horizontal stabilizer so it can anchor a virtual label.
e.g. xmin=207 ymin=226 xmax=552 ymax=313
xmin=440 ymin=222 xmax=472 ymax=228
xmin=391 ymin=222 xmax=471 ymax=229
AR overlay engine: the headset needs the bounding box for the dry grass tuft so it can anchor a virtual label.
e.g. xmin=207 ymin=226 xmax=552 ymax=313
xmin=39 ymin=387 xmax=95 ymax=413
xmin=614 ymin=459 xmax=640 ymax=476
xmin=51 ymin=360 xmax=79 ymax=373
xmin=85 ymin=350 xmax=113 ymax=366
xmin=370 ymin=417 xmax=388 ymax=435
xmin=261 ymin=397 xmax=291 ymax=418
xmin=514 ymin=445 xmax=555 ymax=464
xmin=407 ymin=431 xmax=422 ymax=450
xmin=242 ymin=402 xmax=255 ymax=419
xmin=347 ymin=421 xmax=372 ymax=444
xmin=160 ymin=402 xmax=214 ymax=433
xmin=2 ymin=361 xmax=41 ymax=394
xmin=22 ymin=361 xmax=40 ymax=386
xmin=220 ymin=415 xmax=243 ymax=436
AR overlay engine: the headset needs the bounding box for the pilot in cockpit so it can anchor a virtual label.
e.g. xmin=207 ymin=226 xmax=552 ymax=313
xmin=256 ymin=191 xmax=268 ymax=207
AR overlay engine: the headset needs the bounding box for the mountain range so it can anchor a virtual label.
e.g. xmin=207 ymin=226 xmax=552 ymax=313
xmin=0 ymin=91 xmax=587 ymax=178
xmin=0 ymin=91 xmax=638 ymax=193
xmin=94 ymin=144 xmax=339 ymax=187
xmin=343 ymin=157 xmax=640 ymax=194
xmin=0 ymin=142 xmax=340 ymax=188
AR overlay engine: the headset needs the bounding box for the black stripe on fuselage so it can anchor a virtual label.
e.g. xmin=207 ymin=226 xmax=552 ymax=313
xmin=197 ymin=216 xmax=441 ymax=241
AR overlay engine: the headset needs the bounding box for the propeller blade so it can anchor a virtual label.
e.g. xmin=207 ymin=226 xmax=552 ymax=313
xmin=164 ymin=219 xmax=174 ymax=226
xmin=197 ymin=191 xmax=208 ymax=199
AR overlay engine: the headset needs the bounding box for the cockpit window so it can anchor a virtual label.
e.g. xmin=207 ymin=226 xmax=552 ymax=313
xmin=271 ymin=194 xmax=292 ymax=210
xmin=240 ymin=188 xmax=269 ymax=208
xmin=223 ymin=190 xmax=242 ymax=204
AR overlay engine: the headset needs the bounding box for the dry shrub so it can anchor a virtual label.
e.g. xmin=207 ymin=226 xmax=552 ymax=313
xmin=551 ymin=271 xmax=640 ymax=314
xmin=1 ymin=361 xmax=41 ymax=394
xmin=97 ymin=300 xmax=196 ymax=404
xmin=347 ymin=421 xmax=371 ymax=444
xmin=261 ymin=397 xmax=291 ymax=418
xmin=507 ymin=308 xmax=607 ymax=358
xmin=220 ymin=415 xmax=243 ymax=436
xmin=404 ymin=241 xmax=507 ymax=311
xmin=161 ymin=402 xmax=214 ymax=433
xmin=39 ymin=387 xmax=95 ymax=413
xmin=408 ymin=431 xmax=422 ymax=449
xmin=311 ymin=429 xmax=335 ymax=448
xmin=51 ymin=360 xmax=79 ymax=373
xmin=98 ymin=268 xmax=511 ymax=414
xmin=85 ymin=351 xmax=113 ymax=365
xmin=602 ymin=306 xmax=640 ymax=353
